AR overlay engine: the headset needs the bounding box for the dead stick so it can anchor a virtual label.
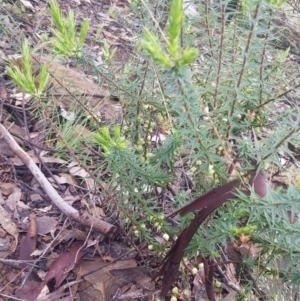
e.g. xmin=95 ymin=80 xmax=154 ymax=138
xmin=0 ymin=123 xmax=118 ymax=238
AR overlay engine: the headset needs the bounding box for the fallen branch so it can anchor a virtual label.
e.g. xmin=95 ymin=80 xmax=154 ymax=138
xmin=0 ymin=123 xmax=118 ymax=238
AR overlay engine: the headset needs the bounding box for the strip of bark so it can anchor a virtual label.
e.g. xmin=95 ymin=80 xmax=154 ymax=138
xmin=204 ymin=257 xmax=216 ymax=301
xmin=0 ymin=123 xmax=118 ymax=238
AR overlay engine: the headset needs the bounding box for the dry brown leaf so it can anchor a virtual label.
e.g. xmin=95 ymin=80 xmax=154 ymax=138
xmin=9 ymin=155 xmax=66 ymax=166
xmin=0 ymin=182 xmax=15 ymax=195
xmin=19 ymin=213 xmax=37 ymax=260
xmin=0 ymin=237 xmax=10 ymax=251
xmin=20 ymin=0 xmax=35 ymax=10
xmin=102 ymin=30 xmax=120 ymax=44
xmin=238 ymin=243 xmax=262 ymax=259
xmin=12 ymin=92 xmax=32 ymax=104
xmin=29 ymin=194 xmax=43 ymax=202
xmin=90 ymin=206 xmax=105 ymax=218
xmin=8 ymin=55 xmax=122 ymax=122
xmin=63 ymin=194 xmax=81 ymax=205
xmin=250 ymin=169 xmax=268 ymax=197
xmin=78 ymin=259 xmax=137 ymax=301
xmin=6 ymin=187 xmax=22 ymax=211
xmin=68 ymin=162 xmax=96 ymax=198
xmin=59 ymin=172 xmax=78 ymax=185
xmin=0 ymin=205 xmax=18 ymax=251
xmin=72 ymin=124 xmax=94 ymax=140
xmin=36 ymin=216 xmax=58 ymax=235
xmin=48 ymin=175 xmax=70 ymax=185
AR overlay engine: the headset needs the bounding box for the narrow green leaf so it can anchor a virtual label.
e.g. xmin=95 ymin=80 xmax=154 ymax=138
xmin=38 ymin=64 xmax=49 ymax=94
xmin=177 ymin=47 xmax=198 ymax=66
xmin=78 ymin=19 xmax=89 ymax=48
xmin=67 ymin=10 xmax=76 ymax=46
xmin=114 ymin=125 xmax=121 ymax=141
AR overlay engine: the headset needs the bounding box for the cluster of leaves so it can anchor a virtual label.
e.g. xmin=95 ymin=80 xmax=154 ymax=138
xmin=6 ymin=40 xmax=49 ymax=97
xmin=49 ymin=0 xmax=89 ymax=57
xmin=142 ymin=0 xmax=198 ymax=68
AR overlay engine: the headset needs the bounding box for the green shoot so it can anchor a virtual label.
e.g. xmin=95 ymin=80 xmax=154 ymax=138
xmin=141 ymin=0 xmax=198 ymax=68
xmin=102 ymin=40 xmax=117 ymax=63
xmin=141 ymin=29 xmax=172 ymax=67
xmin=266 ymin=0 xmax=287 ymax=7
xmin=94 ymin=125 xmax=126 ymax=154
xmin=6 ymin=39 xmax=49 ymax=97
xmin=168 ymin=0 xmax=183 ymax=58
xmin=49 ymin=0 xmax=89 ymax=57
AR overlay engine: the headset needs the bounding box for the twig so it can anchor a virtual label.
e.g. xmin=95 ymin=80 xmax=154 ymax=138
xmin=261 ymin=128 xmax=298 ymax=161
xmin=0 ymin=268 xmax=27 ymax=294
xmin=0 ymin=123 xmax=118 ymax=238
xmin=212 ymin=258 xmax=240 ymax=293
xmin=21 ymin=93 xmax=63 ymax=191
xmin=0 ymin=258 xmax=41 ymax=271
xmin=257 ymin=82 xmax=300 ymax=109
xmin=258 ymin=20 xmax=271 ymax=105
xmin=12 ymin=132 xmax=57 ymax=152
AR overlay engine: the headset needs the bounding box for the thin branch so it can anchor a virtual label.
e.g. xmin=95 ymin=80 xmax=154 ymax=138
xmin=213 ymin=1 xmax=226 ymax=108
xmin=134 ymin=60 xmax=149 ymax=143
xmin=21 ymin=93 xmax=63 ymax=190
xmin=204 ymin=0 xmax=214 ymax=57
xmin=258 ymin=19 xmax=271 ymax=105
xmin=226 ymin=3 xmax=260 ymax=139
xmin=261 ymin=128 xmax=298 ymax=161
xmin=140 ymin=0 xmax=169 ymax=44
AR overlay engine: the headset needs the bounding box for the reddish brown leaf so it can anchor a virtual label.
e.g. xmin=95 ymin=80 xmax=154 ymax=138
xmin=157 ymin=206 xmax=219 ymax=298
xmin=169 ymin=179 xmax=240 ymax=217
xmin=44 ymin=243 xmax=85 ymax=287
xmin=15 ymin=280 xmax=44 ymax=301
xmin=19 ymin=213 xmax=37 ymax=260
